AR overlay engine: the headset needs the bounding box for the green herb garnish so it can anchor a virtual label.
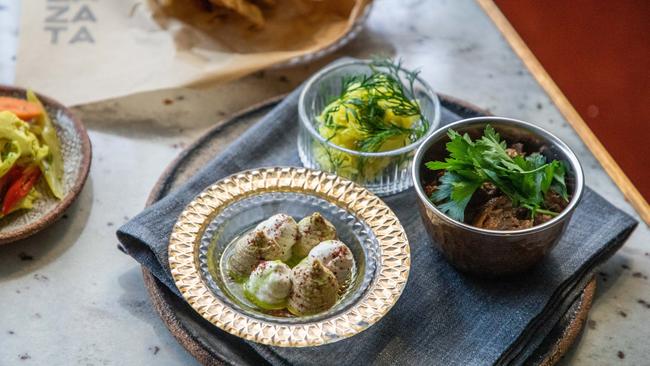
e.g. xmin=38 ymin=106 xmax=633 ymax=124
xmin=425 ymin=125 xmax=569 ymax=222
xmin=320 ymin=57 xmax=428 ymax=153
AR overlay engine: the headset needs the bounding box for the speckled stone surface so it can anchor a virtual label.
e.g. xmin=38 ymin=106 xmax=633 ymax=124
xmin=0 ymin=0 xmax=647 ymax=365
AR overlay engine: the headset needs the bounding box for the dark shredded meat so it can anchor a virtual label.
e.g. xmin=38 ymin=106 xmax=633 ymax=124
xmin=533 ymin=191 xmax=569 ymax=225
xmin=463 ymin=182 xmax=501 ymax=223
xmin=505 ymin=142 xmax=525 ymax=158
xmin=471 ymin=196 xmax=533 ymax=230
xmin=544 ymin=190 xmax=567 ymax=213
xmin=424 ymin=171 xmax=444 ymax=196
xmin=534 ymin=214 xmax=553 ymax=226
xmin=478 ymin=182 xmax=500 ymax=200
xmin=424 ymin=182 xmax=437 ymax=197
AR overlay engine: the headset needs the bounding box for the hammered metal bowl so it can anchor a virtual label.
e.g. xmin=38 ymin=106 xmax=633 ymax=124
xmin=168 ymin=167 xmax=410 ymax=347
xmin=0 ymin=85 xmax=91 ymax=244
xmin=412 ymin=117 xmax=584 ymax=276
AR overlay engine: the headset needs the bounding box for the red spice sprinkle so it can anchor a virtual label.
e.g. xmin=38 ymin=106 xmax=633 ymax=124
xmin=330 ymin=246 xmax=348 ymax=260
xmin=255 ymin=260 xmax=267 ymax=272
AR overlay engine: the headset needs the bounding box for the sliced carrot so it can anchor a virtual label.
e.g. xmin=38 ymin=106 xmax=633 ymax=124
xmin=0 ymin=97 xmax=42 ymax=120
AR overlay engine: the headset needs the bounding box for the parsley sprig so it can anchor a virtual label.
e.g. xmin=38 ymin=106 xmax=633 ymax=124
xmin=425 ymin=125 xmax=569 ymax=222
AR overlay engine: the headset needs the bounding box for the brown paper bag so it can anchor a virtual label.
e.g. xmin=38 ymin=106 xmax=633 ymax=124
xmin=15 ymin=0 xmax=370 ymax=106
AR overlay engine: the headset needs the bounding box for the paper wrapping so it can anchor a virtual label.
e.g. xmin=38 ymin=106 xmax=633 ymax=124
xmin=15 ymin=0 xmax=370 ymax=106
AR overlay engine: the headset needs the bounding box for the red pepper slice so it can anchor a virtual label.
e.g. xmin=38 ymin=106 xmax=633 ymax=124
xmin=2 ymin=165 xmax=40 ymax=215
xmin=0 ymin=165 xmax=24 ymax=198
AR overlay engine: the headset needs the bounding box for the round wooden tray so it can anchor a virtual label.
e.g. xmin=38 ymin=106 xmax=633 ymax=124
xmin=142 ymin=95 xmax=595 ymax=365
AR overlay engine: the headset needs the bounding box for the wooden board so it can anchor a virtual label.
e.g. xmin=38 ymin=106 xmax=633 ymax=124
xmin=142 ymin=95 xmax=596 ymax=365
xmin=477 ymin=0 xmax=650 ymax=225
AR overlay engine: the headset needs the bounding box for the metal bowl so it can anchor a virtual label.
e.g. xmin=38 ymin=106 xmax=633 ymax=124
xmin=168 ymin=167 xmax=410 ymax=346
xmin=412 ymin=117 xmax=584 ymax=276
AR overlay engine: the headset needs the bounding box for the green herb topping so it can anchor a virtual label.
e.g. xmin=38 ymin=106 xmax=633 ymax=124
xmin=425 ymin=125 xmax=569 ymax=222
xmin=319 ymin=58 xmax=428 ymax=153
xmin=314 ymin=58 xmax=429 ymax=180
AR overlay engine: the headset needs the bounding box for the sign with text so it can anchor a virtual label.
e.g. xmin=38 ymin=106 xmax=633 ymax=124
xmin=44 ymin=1 xmax=97 ymax=45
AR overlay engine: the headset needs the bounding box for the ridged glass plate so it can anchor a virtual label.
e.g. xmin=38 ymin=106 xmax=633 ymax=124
xmin=168 ymin=167 xmax=410 ymax=347
xmin=199 ymin=191 xmax=376 ymax=324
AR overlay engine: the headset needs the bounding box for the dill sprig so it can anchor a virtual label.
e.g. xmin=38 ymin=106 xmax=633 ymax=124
xmin=320 ymin=58 xmax=428 ymax=153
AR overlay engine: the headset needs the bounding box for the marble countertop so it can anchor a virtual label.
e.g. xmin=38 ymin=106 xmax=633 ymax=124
xmin=0 ymin=0 xmax=648 ymax=365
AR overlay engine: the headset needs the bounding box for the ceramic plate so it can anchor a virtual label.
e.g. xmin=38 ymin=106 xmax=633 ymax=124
xmin=148 ymin=96 xmax=594 ymax=364
xmin=168 ymin=167 xmax=410 ymax=347
xmin=0 ymin=85 xmax=91 ymax=244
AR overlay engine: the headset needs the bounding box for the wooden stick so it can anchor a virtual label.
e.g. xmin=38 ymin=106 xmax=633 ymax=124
xmin=477 ymin=0 xmax=649 ymax=225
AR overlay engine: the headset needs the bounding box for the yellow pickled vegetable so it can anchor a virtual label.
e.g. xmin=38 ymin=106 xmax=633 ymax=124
xmin=315 ymin=60 xmax=428 ymax=181
xmin=0 ymin=112 xmax=48 ymax=177
xmin=0 ymin=91 xmax=65 ymax=217
xmin=26 ymin=91 xmax=65 ymax=199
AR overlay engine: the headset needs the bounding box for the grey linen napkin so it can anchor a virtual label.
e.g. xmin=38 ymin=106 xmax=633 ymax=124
xmin=117 ymin=84 xmax=637 ymax=366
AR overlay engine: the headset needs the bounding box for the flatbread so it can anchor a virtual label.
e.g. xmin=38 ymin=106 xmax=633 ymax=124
xmin=151 ymin=0 xmax=369 ymax=53
xmin=210 ymin=0 xmax=265 ymax=27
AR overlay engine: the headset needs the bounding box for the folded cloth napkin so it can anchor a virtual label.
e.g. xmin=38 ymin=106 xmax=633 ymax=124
xmin=117 ymin=77 xmax=637 ymax=365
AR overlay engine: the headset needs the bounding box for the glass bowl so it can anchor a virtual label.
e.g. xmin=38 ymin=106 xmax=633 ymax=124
xmin=297 ymin=59 xmax=441 ymax=196
xmin=200 ymin=191 xmax=376 ymax=324
xmin=168 ymin=167 xmax=410 ymax=347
